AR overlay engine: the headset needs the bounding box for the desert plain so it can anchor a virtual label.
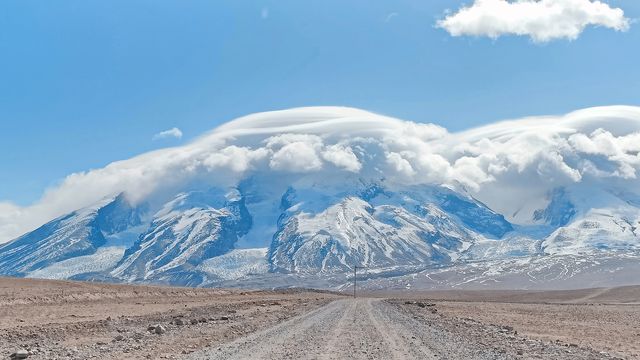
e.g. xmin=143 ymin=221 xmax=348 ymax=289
xmin=0 ymin=277 xmax=638 ymax=359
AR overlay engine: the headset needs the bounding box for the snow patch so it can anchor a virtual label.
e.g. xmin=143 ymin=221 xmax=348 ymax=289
xmin=26 ymin=246 xmax=125 ymax=280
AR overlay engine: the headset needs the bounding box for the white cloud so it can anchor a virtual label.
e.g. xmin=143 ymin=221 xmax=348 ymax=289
xmin=385 ymin=12 xmax=399 ymax=23
xmin=153 ymin=127 xmax=183 ymax=140
xmin=437 ymin=0 xmax=630 ymax=42
xmin=0 ymin=202 xmax=22 ymax=243
xmin=386 ymin=152 xmax=416 ymax=178
xmin=203 ymin=146 xmax=269 ymax=173
xmin=322 ymin=145 xmax=362 ymax=172
xmin=269 ymin=142 xmax=323 ymax=173
xmin=2 ymin=105 xmax=640 ymax=242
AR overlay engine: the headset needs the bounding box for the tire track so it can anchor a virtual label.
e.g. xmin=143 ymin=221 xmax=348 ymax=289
xmin=365 ymin=298 xmax=438 ymax=359
xmin=189 ymin=298 xmax=503 ymax=360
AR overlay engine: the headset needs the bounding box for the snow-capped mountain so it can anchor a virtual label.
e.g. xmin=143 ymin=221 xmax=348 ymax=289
xmin=540 ymin=185 xmax=640 ymax=255
xmin=1 ymin=106 xmax=640 ymax=289
xmin=268 ymin=184 xmax=511 ymax=273
xmin=270 ymin=197 xmax=468 ymax=273
xmin=0 ymin=194 xmax=144 ymax=276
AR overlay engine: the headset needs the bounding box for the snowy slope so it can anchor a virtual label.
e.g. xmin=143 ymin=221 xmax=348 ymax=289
xmin=536 ymin=185 xmax=640 ymax=254
xmin=543 ymin=211 xmax=640 ymax=254
xmin=197 ymin=248 xmax=269 ymax=281
xmin=269 ymin=188 xmax=484 ymax=273
xmin=26 ymin=246 xmax=126 ymax=280
xmin=111 ymin=190 xmax=252 ymax=284
xmin=0 ymin=194 xmax=143 ymax=276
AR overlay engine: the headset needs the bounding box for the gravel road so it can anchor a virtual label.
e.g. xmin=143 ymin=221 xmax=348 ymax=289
xmin=190 ymin=298 xmax=617 ymax=360
xmin=193 ymin=299 xmax=502 ymax=359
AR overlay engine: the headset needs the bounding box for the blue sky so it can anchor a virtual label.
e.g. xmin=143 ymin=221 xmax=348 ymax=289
xmin=1 ymin=0 xmax=639 ymax=205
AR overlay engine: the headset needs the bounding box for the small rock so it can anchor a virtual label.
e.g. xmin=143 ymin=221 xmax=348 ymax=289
xmin=154 ymin=325 xmax=166 ymax=335
xmin=114 ymin=335 xmax=124 ymax=341
xmin=190 ymin=319 xmax=199 ymax=325
xmin=10 ymin=350 xmax=29 ymax=359
xmin=219 ymin=316 xmax=230 ymax=321
xmin=175 ymin=318 xmax=187 ymax=326
xmin=516 ymin=349 xmax=524 ymax=356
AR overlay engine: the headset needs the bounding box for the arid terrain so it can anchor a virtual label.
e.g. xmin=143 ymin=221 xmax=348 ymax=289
xmin=0 ymin=278 xmax=638 ymax=359
xmin=0 ymin=277 xmax=337 ymax=359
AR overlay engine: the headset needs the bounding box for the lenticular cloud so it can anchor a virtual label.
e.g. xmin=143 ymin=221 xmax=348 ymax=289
xmin=2 ymin=105 xmax=640 ymax=243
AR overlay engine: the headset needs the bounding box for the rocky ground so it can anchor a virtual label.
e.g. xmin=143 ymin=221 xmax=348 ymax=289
xmin=189 ymin=298 xmax=629 ymax=360
xmin=431 ymin=300 xmax=640 ymax=359
xmin=379 ymin=286 xmax=640 ymax=359
xmin=0 ymin=277 xmax=337 ymax=359
xmin=0 ymin=278 xmax=638 ymax=359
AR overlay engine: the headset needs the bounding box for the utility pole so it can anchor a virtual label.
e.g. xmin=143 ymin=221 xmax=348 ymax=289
xmin=353 ymin=266 xmax=357 ymax=298
xmin=353 ymin=265 xmax=367 ymax=298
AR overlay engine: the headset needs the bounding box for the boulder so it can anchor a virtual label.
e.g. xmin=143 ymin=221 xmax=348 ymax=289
xmin=10 ymin=350 xmax=29 ymax=359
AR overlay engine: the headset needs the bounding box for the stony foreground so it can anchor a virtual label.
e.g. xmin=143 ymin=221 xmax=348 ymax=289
xmin=0 ymin=277 xmax=337 ymax=359
xmin=0 ymin=278 xmax=638 ymax=359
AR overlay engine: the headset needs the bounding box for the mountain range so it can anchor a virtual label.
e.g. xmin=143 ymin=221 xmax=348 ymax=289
xmin=1 ymin=106 xmax=639 ymax=290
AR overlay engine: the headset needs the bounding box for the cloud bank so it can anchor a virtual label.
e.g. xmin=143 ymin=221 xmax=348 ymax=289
xmin=437 ymin=0 xmax=630 ymax=42
xmin=2 ymin=105 xmax=640 ymax=242
xmin=153 ymin=127 xmax=183 ymax=140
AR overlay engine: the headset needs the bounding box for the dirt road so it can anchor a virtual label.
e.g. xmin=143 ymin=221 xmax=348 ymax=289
xmin=190 ymin=298 xmax=614 ymax=360
xmin=191 ymin=299 xmax=443 ymax=360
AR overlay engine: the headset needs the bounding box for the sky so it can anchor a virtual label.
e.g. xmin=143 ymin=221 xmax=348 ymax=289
xmin=1 ymin=0 xmax=639 ymax=206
